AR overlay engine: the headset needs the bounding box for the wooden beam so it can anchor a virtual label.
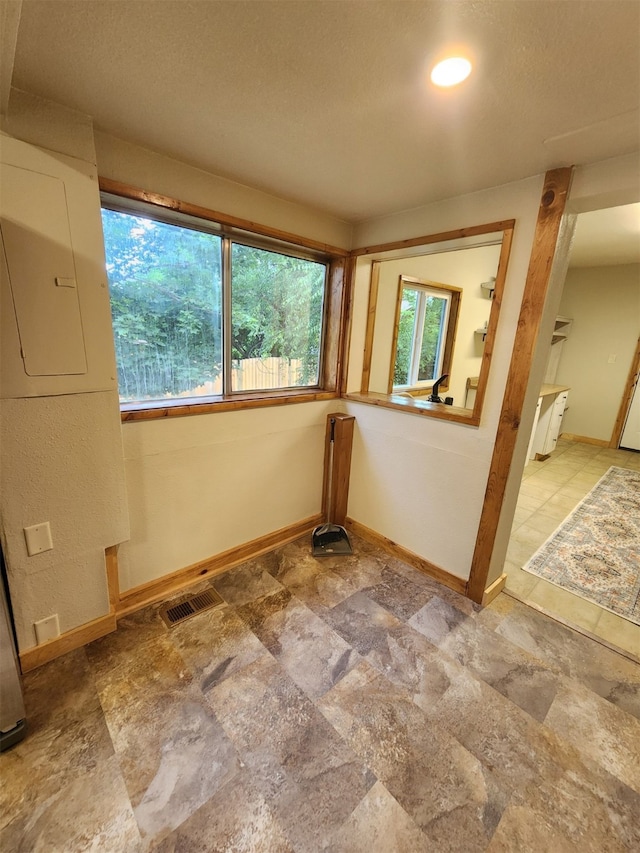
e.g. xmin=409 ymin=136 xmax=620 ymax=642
xmin=321 ymin=413 xmax=355 ymax=526
xmin=105 ymin=545 xmax=119 ymax=613
xmin=561 ymin=433 xmax=609 ymax=447
xmin=120 ymin=389 xmax=338 ymax=422
xmin=360 ymin=262 xmax=381 ymax=393
xmin=467 ymin=167 xmax=574 ymax=604
xmin=610 ymin=336 xmax=640 ymax=448
xmin=322 ymin=257 xmax=348 ymax=392
xmin=350 ymin=220 xmax=516 ymax=258
xmin=339 ymin=255 xmax=356 ymax=397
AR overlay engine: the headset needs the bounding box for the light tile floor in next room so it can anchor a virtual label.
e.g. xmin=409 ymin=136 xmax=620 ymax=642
xmin=505 ymin=437 xmax=640 ymax=659
xmin=1 ymin=535 xmax=640 ymax=851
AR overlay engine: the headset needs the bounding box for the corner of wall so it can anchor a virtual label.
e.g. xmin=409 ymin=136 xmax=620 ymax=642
xmin=1 ymin=87 xmax=96 ymax=165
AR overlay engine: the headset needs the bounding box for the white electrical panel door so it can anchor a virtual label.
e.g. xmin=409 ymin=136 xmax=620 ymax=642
xmin=1 ymin=163 xmax=88 ymax=376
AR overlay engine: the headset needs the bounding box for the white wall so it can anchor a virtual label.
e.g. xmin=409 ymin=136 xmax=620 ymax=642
xmin=0 ymin=119 xmax=129 ymax=652
xmin=346 ymin=177 xmax=544 ymax=580
xmin=94 ymin=133 xmax=352 ymax=593
xmin=1 ymin=392 xmax=129 ymax=648
xmin=557 ymin=264 xmax=640 ymax=442
xmin=119 ymin=401 xmax=337 ymax=590
xmin=95 ymin=132 xmax=353 ymax=251
xmin=490 ymin=153 xmax=640 ymax=588
xmin=0 ymin=90 xmax=351 ymax=650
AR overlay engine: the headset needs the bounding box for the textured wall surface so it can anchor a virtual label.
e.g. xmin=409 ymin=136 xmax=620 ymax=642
xmin=118 ymin=400 xmax=338 ymax=592
xmin=346 ymin=176 xmax=544 ymax=581
xmin=558 ymin=264 xmax=639 ymax=442
xmin=1 ymin=391 xmax=129 ymax=649
xmin=1 ymin=113 xmax=129 ymax=653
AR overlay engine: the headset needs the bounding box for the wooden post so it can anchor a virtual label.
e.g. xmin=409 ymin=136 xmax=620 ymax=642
xmin=105 ymin=545 xmax=120 ymax=613
xmin=467 ymin=167 xmax=573 ymax=604
xmin=321 ymin=412 xmax=355 ymax=526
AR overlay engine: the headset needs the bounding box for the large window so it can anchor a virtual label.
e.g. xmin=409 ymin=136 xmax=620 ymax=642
xmin=101 ymin=202 xmax=328 ymax=405
xmin=391 ymin=277 xmax=461 ymax=390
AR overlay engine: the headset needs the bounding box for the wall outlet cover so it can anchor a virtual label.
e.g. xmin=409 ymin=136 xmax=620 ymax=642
xmin=34 ymin=614 xmax=60 ymax=644
xmin=24 ymin=522 xmax=53 ymax=556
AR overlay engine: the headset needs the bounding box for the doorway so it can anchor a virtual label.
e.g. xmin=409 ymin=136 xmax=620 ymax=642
xmin=503 ymin=203 xmax=640 ymax=659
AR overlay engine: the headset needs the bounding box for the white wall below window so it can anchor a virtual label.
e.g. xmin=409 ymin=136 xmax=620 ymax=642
xmin=118 ymin=400 xmax=338 ymax=592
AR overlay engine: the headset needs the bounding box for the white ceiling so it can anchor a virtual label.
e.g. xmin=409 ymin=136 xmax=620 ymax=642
xmin=6 ymin=0 xmax=640 ymax=225
xmin=569 ymin=203 xmax=640 ymax=269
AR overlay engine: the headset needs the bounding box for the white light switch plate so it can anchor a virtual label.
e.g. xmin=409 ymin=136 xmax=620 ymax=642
xmin=24 ymin=522 xmax=53 ymax=556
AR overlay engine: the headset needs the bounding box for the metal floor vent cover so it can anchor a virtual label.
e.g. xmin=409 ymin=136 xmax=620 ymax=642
xmin=159 ymin=588 xmax=224 ymax=628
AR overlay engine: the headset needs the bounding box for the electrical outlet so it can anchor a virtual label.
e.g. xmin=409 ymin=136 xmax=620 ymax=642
xmin=608 ymin=354 xmax=617 ymax=364
xmin=34 ymin=614 xmax=60 ymax=644
xmin=24 ymin=522 xmax=53 ymax=556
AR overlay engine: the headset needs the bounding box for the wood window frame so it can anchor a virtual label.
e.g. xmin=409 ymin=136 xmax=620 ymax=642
xmin=98 ymin=179 xmax=349 ymax=422
xmin=347 ymin=220 xmax=515 ymax=426
xmin=387 ymin=276 xmax=462 ymax=394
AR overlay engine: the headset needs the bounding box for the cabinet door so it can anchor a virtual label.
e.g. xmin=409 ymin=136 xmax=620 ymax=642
xmin=527 ymin=397 xmax=542 ymax=461
xmin=544 ymin=391 xmax=568 ymax=454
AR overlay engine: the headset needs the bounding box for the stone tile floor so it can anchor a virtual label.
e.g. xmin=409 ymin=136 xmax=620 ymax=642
xmin=2 ymin=535 xmax=640 ymax=851
xmin=506 ymin=439 xmax=640 ymax=658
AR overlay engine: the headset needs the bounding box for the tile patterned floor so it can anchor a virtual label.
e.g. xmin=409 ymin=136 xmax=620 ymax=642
xmin=2 ymin=536 xmax=640 ymax=851
xmin=506 ymin=439 xmax=640 ymax=658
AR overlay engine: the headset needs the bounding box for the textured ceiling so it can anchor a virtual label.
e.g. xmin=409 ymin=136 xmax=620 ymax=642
xmin=8 ymin=0 xmax=640 ymax=223
xmin=570 ymin=204 xmax=640 ymax=268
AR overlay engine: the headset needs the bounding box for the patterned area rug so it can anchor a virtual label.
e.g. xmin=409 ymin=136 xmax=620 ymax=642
xmin=523 ymin=466 xmax=640 ymax=626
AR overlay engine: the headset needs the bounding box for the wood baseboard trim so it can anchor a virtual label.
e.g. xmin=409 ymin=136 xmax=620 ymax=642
xmin=561 ymin=433 xmax=609 ymax=447
xmin=345 ymin=518 xmax=467 ymax=595
xmin=116 ymin=514 xmax=324 ymax=617
xmin=482 ymin=573 xmax=507 ymax=606
xmin=19 ymin=612 xmax=117 ymax=673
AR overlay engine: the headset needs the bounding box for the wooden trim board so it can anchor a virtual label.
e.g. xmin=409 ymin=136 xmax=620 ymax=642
xmin=482 ymin=573 xmax=507 ymax=606
xmin=105 ymin=545 xmax=119 ymax=612
xmin=20 ymin=516 xmax=323 ymax=671
xmin=20 ymin=613 xmax=117 ymax=673
xmin=610 ymin=335 xmax=640 ymax=449
xmin=360 ymin=261 xmax=381 ymax=393
xmin=116 ymin=514 xmax=323 ymax=617
xmin=561 ymin=433 xmax=609 ymax=447
xmin=350 ymin=220 xmax=516 ymax=257
xmin=467 ymin=167 xmax=573 ymax=604
xmin=120 ymin=390 xmax=338 ymax=423
xmin=99 ymin=178 xmax=349 ymax=258
xmin=322 ymin=413 xmax=355 ymax=526
xmin=345 ymin=518 xmax=467 ymax=595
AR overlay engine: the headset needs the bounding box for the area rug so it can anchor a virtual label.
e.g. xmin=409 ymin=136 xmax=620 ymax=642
xmin=523 ymin=466 xmax=640 ymax=626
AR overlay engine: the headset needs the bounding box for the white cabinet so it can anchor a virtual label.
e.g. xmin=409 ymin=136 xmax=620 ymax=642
xmin=530 ymin=386 xmax=569 ymax=459
xmin=526 ymin=396 xmax=542 ymax=462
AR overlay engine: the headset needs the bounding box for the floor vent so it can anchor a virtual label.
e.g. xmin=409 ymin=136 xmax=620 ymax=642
xmin=159 ymin=588 xmax=224 ymax=628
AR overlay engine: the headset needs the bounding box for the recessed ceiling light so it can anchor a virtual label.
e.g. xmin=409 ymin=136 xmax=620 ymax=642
xmin=430 ymin=57 xmax=472 ymax=87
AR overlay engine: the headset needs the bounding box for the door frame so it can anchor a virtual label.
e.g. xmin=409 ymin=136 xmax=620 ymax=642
xmin=467 ymin=168 xmax=573 ymax=602
xmin=610 ymin=335 xmax=640 ymax=449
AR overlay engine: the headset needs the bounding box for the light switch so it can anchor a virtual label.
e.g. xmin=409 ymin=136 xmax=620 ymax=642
xmin=24 ymin=522 xmax=53 ymax=556
xmin=608 ymin=354 xmax=617 ymax=364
